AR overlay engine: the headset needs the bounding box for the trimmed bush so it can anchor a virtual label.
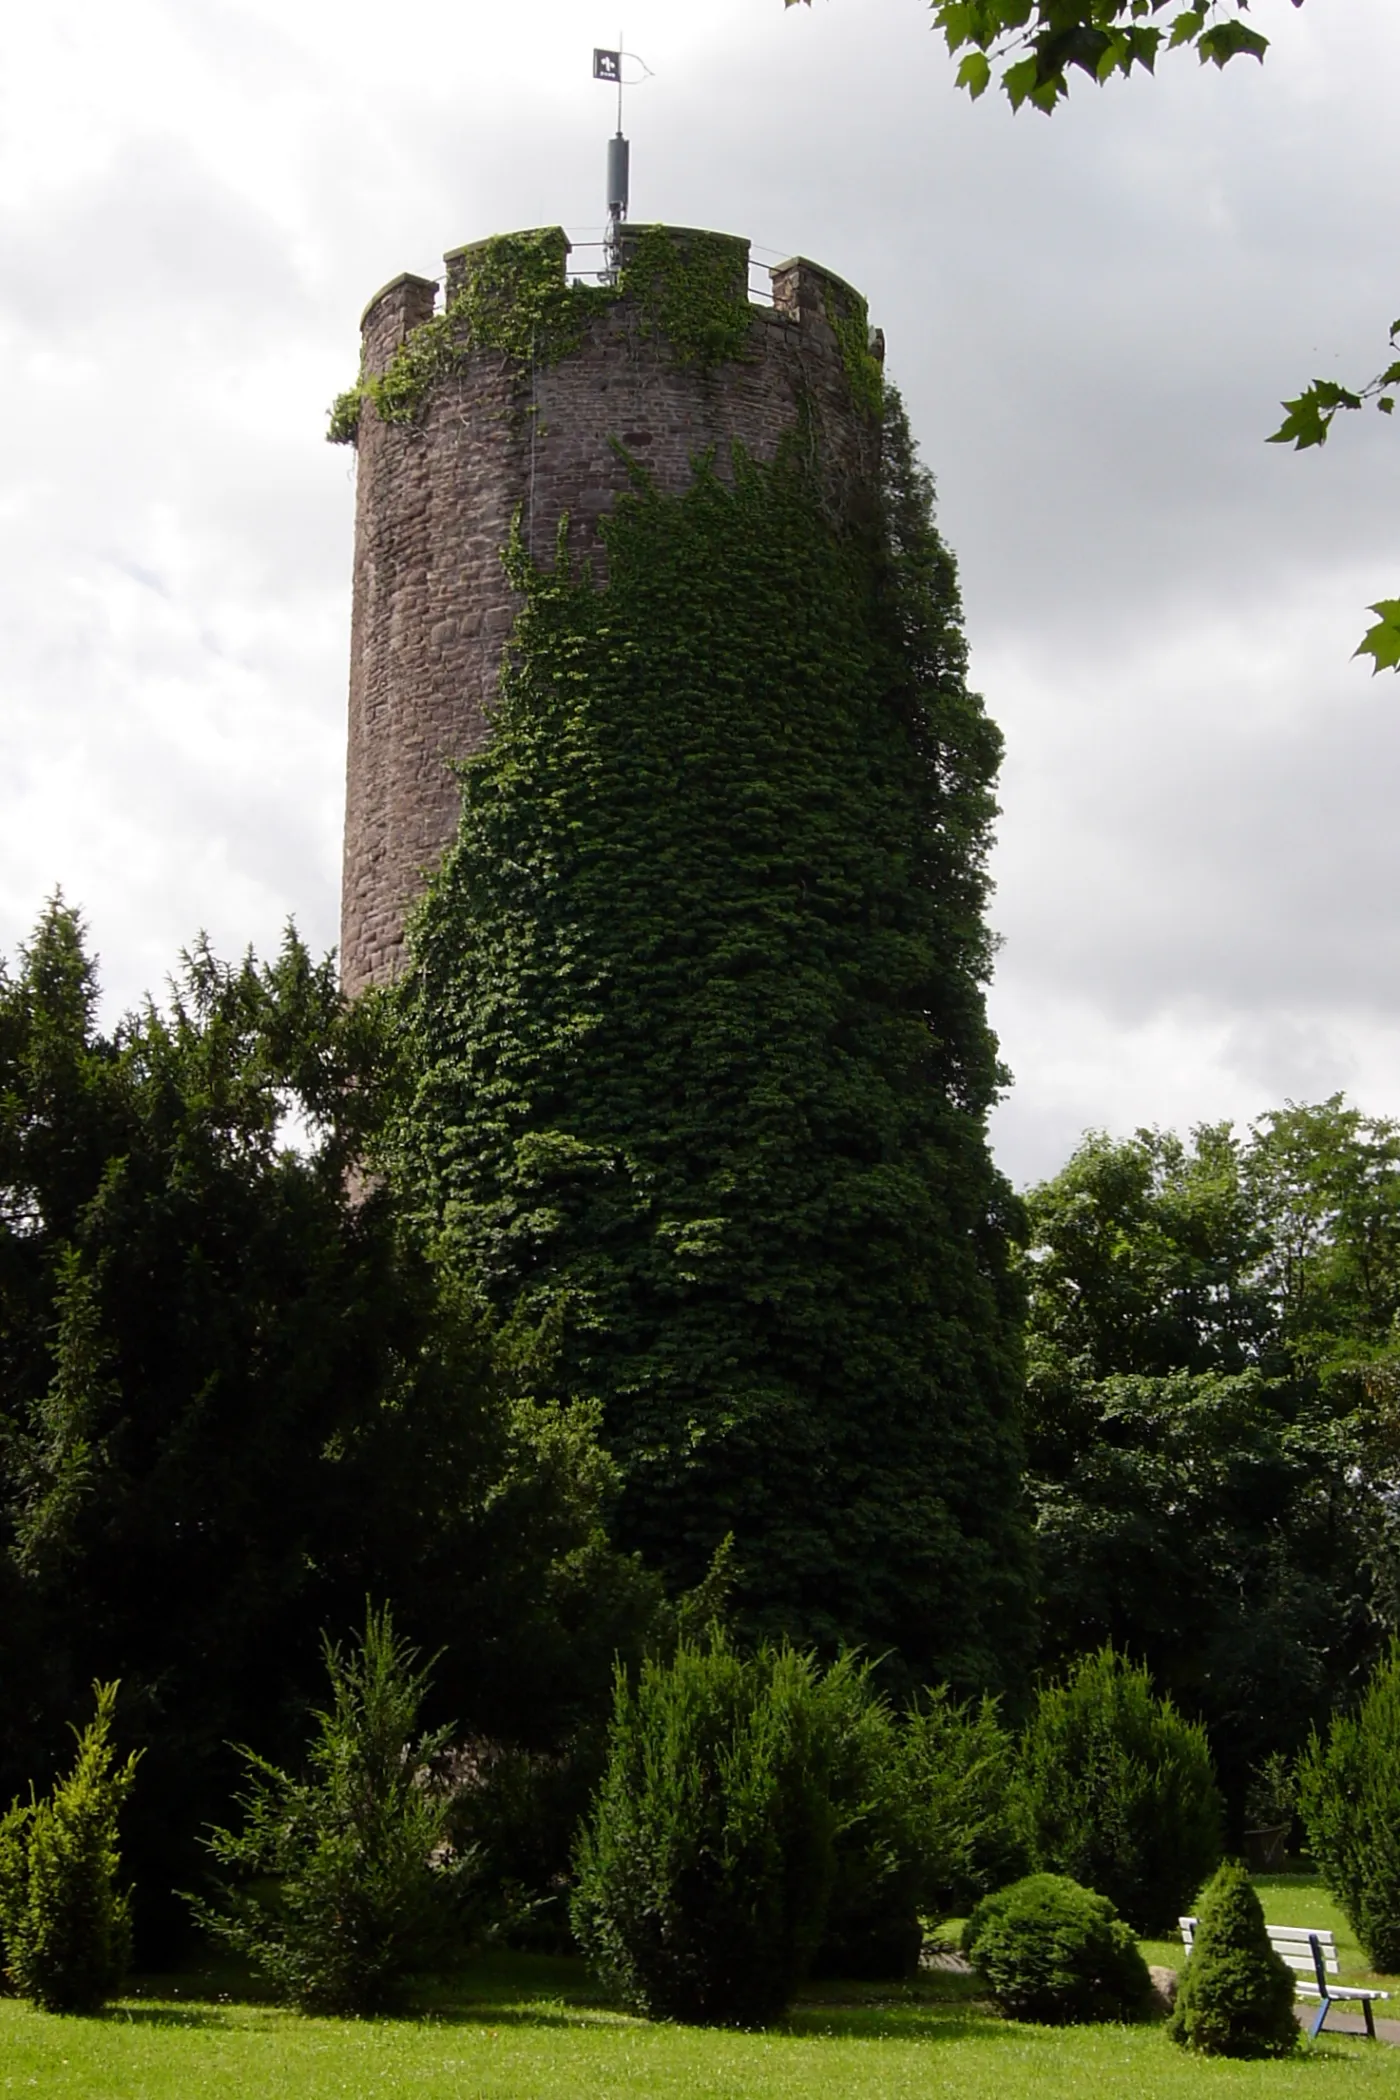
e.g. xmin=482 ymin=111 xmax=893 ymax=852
xmin=192 ymin=1606 xmax=477 ymax=2013
xmin=961 ymin=1872 xmax=1154 ymax=2024
xmin=0 ymin=1681 xmax=140 ymax=2014
xmin=1297 ymin=1640 xmax=1400 ymax=1972
xmin=571 ymin=1638 xmax=840 ymax=2024
xmin=816 ymin=1679 xmax=1026 ymax=1976
xmin=1013 ymin=1647 xmax=1223 ymax=1934
xmin=1168 ymin=1861 xmax=1297 ymax=2057
xmin=905 ymin=1686 xmax=1023 ymax=1917
xmin=811 ymin=1661 xmax=924 ymax=1981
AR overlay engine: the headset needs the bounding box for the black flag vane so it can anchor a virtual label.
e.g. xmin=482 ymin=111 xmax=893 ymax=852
xmin=593 ymin=37 xmax=651 ymax=134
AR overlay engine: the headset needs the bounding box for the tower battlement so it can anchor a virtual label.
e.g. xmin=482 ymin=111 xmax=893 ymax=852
xmin=340 ymin=224 xmax=883 ymax=997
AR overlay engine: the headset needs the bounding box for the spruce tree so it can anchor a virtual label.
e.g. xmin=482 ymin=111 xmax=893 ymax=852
xmin=1297 ymin=1641 xmax=1400 ymax=1971
xmin=571 ymin=1638 xmax=839 ymax=2024
xmin=391 ymin=393 xmax=1031 ymax=1691
xmin=0 ymin=1681 xmax=139 ymax=2014
xmin=1168 ymin=1861 xmax=1298 ymax=2057
xmin=192 ymin=1607 xmax=474 ymax=2014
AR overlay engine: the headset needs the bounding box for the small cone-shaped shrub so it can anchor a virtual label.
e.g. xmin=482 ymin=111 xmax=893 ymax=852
xmin=1168 ymin=1861 xmax=1297 ymax=2057
xmin=960 ymin=1872 xmax=1154 ymax=2024
xmin=0 ymin=1682 xmax=140 ymax=2014
xmin=1297 ymin=1641 xmax=1400 ymax=1972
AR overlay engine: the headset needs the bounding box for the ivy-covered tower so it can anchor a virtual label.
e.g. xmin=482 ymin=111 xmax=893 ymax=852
xmin=339 ymin=224 xmax=881 ymax=996
xmin=337 ymin=221 xmax=1032 ymax=1695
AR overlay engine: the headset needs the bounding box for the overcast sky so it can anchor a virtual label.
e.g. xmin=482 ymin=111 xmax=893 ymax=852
xmin=2 ymin=0 xmax=1397 ymax=1187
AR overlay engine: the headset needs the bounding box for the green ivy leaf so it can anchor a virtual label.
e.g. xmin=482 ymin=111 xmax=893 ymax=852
xmin=957 ymin=50 xmax=994 ymax=96
xmin=1168 ymin=9 xmax=1207 ymax=49
xmin=1196 ymin=21 xmax=1269 ymax=66
xmin=1097 ymin=31 xmax=1130 ymax=79
xmin=387 ymin=400 xmax=1031 ymax=1678
xmin=1002 ymin=55 xmax=1046 ymax=109
xmin=1268 ymin=380 xmax=1364 ymax=450
xmin=1355 ymin=600 xmax=1400 ymax=676
xmin=1268 ymin=390 xmax=1334 ymax=451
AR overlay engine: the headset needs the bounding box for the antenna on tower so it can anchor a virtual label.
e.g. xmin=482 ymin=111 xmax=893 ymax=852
xmin=593 ymin=37 xmax=650 ymax=280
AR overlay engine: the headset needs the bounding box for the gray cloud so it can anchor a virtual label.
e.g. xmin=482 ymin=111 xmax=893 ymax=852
xmin=2 ymin=0 xmax=1398 ymax=1189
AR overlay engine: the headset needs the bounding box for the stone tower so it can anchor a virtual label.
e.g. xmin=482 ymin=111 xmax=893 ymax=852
xmin=338 ymin=223 xmax=882 ymax=997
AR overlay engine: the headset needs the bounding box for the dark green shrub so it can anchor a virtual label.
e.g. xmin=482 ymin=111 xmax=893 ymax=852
xmin=1243 ymin=1751 xmax=1295 ymax=1871
xmin=1296 ymin=1640 xmax=1400 ymax=1971
xmin=811 ymin=1660 xmax=924 ymax=1981
xmin=446 ymin=1732 xmax=603 ymax=1953
xmin=1167 ymin=1861 xmax=1297 ymax=2057
xmin=446 ymin=1545 xmax=740 ymax=1956
xmin=961 ymin=1872 xmax=1154 ymax=2024
xmin=815 ymin=1677 xmax=1027 ymax=1975
xmin=1244 ymin=1750 xmax=1295 ymax=1835
xmin=571 ymin=1638 xmax=840 ymax=2024
xmin=1013 ymin=1647 xmax=1223 ymax=1934
xmin=191 ymin=1606 xmax=477 ymax=2013
xmin=905 ymin=1687 xmax=1023 ymax=1917
xmin=0 ymin=903 xmax=667 ymax=1966
xmin=0 ymin=1681 xmax=140 ymax=2013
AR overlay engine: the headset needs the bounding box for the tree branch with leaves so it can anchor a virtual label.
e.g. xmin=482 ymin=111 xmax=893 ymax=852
xmin=787 ymin=0 xmax=1398 ymax=673
xmin=1268 ymin=319 xmax=1400 ymax=673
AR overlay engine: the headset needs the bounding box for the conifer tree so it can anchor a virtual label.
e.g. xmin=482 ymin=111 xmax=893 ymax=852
xmin=1168 ymin=1861 xmax=1297 ymax=2058
xmin=1297 ymin=1641 xmax=1400 ymax=1971
xmin=0 ymin=1681 xmax=139 ymax=2014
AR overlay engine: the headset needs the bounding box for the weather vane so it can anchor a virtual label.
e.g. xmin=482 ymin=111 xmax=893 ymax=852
xmin=593 ymin=35 xmax=652 ymax=278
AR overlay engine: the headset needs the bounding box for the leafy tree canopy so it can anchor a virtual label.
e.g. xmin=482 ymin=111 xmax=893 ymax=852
xmin=787 ymin=0 xmax=1398 ymax=671
xmin=0 ymin=901 xmax=659 ymax=1953
xmin=1022 ymin=1102 xmax=1400 ymax=1811
xmin=785 ymin=0 xmax=1291 ymax=112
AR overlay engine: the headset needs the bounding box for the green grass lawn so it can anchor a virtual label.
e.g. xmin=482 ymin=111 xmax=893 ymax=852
xmin=2 ymin=1873 xmax=1394 ymax=2099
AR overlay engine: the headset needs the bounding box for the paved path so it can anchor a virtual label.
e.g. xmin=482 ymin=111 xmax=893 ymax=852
xmin=1300 ymin=2006 xmax=1400 ymax=2044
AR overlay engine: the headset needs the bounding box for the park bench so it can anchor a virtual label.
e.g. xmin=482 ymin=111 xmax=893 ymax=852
xmin=1179 ymin=1916 xmax=1391 ymax=2039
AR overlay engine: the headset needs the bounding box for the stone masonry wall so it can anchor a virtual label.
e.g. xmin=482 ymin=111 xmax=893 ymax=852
xmin=340 ymin=226 xmax=883 ymax=997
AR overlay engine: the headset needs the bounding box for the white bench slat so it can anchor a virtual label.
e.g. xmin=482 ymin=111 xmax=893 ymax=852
xmin=1178 ymin=1912 xmax=1391 ymax=2039
xmin=1178 ymin=1916 xmax=1389 ymax=2009
xmin=1276 ymin=1931 xmax=1343 ymax=1965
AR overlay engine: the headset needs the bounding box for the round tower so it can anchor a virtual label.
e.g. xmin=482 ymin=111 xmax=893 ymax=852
xmin=337 ymin=223 xmax=883 ymax=995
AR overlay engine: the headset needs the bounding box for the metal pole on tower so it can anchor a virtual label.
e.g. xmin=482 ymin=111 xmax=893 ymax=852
xmin=595 ymin=37 xmax=646 ymax=282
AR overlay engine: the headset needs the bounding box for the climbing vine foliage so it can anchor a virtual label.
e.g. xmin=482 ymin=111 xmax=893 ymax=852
xmin=387 ymin=392 xmax=1031 ymax=1694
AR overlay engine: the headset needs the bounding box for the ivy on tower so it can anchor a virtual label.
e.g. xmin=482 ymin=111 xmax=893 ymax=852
xmin=384 ymin=388 xmax=1032 ymax=1696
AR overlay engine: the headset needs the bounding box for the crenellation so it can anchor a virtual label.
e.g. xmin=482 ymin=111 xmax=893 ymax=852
xmin=359 ymin=272 xmax=438 ymax=377
xmin=340 ymin=225 xmax=882 ymax=998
